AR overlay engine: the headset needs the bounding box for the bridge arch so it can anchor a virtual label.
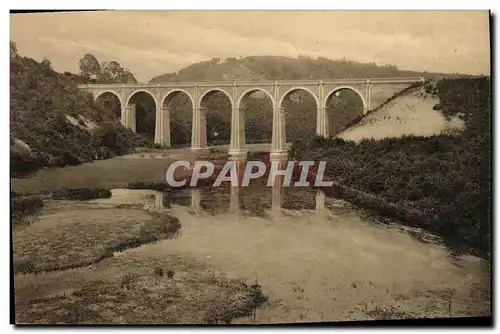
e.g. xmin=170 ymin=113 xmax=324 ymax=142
xmin=198 ymin=88 xmax=233 ymax=107
xmin=198 ymin=88 xmax=233 ymax=146
xmin=161 ymin=89 xmax=194 ymax=147
xmin=324 ymin=86 xmax=367 ymax=138
xmin=236 ymin=88 xmax=275 ymax=110
xmin=324 ymin=86 xmax=367 ymax=114
xmin=125 ymin=90 xmax=158 ymax=136
xmin=94 ymin=90 xmax=123 ymax=121
xmin=278 ymin=87 xmax=319 ymax=109
xmin=237 ymin=88 xmax=275 ymax=145
xmin=278 ymin=87 xmax=319 ymax=145
xmin=125 ymin=89 xmax=158 ymax=107
xmin=161 ymin=89 xmax=195 ymax=108
xmin=94 ymin=90 xmax=123 ymax=106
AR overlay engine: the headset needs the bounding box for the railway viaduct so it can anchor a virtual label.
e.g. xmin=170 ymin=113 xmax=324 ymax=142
xmin=78 ymin=77 xmax=425 ymax=158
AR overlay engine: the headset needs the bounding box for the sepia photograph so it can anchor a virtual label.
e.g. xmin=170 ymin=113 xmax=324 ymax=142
xmin=9 ymin=9 xmax=492 ymax=325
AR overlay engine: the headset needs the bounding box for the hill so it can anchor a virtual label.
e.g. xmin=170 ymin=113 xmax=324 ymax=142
xmin=10 ymin=44 xmax=150 ymax=177
xmin=150 ymin=56 xmax=463 ymax=83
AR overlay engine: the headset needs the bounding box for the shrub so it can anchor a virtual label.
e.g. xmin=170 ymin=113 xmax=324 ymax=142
xmin=120 ymin=273 xmax=139 ymax=289
xmin=52 ymin=188 xmax=112 ymax=201
xmin=11 ymin=195 xmax=44 ymax=225
xmin=10 ymin=151 xmax=46 ymax=177
xmin=127 ymin=181 xmax=170 ymax=191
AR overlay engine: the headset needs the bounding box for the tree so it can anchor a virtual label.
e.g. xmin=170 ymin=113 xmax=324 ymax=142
xmin=10 ymin=41 xmax=18 ymax=60
xmin=78 ymin=53 xmax=101 ymax=78
xmin=122 ymin=69 xmax=138 ymax=83
xmin=100 ymin=60 xmax=138 ymax=84
xmin=41 ymin=58 xmax=52 ymax=70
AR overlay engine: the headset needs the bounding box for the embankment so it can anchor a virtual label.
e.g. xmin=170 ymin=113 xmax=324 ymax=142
xmin=337 ymin=82 xmax=466 ymax=141
xmin=293 ymin=77 xmax=491 ymax=258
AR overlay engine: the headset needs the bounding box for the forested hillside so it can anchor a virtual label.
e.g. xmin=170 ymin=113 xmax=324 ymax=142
xmin=10 ymin=43 xmax=150 ymax=177
xmin=150 ymin=56 xmax=459 ymax=83
xmin=291 ymin=77 xmax=491 ymax=257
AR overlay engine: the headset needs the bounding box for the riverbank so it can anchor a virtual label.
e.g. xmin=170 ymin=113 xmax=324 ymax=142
xmin=13 ymin=197 xmax=267 ymax=324
xmin=11 ymin=156 xmax=175 ymax=194
xmin=15 ymin=251 xmax=267 ymax=324
xmin=315 ymin=181 xmax=485 ymax=259
xmin=11 ymin=166 xmax=490 ymax=323
xmin=13 ymin=201 xmax=180 ymax=274
xmin=292 ymin=77 xmax=491 ymax=258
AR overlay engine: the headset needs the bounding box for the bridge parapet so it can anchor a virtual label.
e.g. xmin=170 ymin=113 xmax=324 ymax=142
xmin=77 ymin=76 xmax=424 ymax=90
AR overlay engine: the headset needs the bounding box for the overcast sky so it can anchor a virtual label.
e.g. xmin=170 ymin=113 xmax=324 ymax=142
xmin=10 ymin=10 xmax=490 ymax=82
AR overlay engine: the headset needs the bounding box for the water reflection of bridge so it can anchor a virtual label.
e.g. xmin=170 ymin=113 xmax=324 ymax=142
xmin=154 ymin=185 xmax=326 ymax=215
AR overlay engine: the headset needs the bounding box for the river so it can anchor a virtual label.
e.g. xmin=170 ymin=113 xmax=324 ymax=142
xmin=90 ymin=185 xmax=490 ymax=323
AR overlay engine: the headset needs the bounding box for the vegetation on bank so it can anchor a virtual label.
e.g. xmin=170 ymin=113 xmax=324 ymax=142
xmin=15 ymin=254 xmax=267 ymax=324
xmin=10 ymin=43 xmax=151 ymax=178
xmin=11 ymin=195 xmax=45 ymax=225
xmin=291 ymin=77 xmax=491 ymax=257
xmin=52 ymin=188 xmax=112 ymax=201
xmin=13 ymin=208 xmax=181 ymax=274
xmin=127 ymin=181 xmax=174 ymax=191
xmin=11 ymin=158 xmax=174 ymax=195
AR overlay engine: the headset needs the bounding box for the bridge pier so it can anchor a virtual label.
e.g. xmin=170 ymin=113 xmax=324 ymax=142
xmin=191 ymin=189 xmax=201 ymax=214
xmin=315 ymin=190 xmax=325 ymax=211
xmin=365 ymin=80 xmax=371 ymax=113
xmin=316 ymin=107 xmax=329 ymax=137
xmin=125 ymin=105 xmax=136 ymax=132
xmin=229 ymin=185 xmax=240 ymax=213
xmin=120 ymin=106 xmax=127 ymax=127
xmin=191 ymin=106 xmax=208 ymax=152
xmin=154 ymin=107 xmax=160 ymax=144
xmin=323 ymin=107 xmax=330 ymax=137
xmin=155 ymin=107 xmax=171 ymax=147
xmin=228 ymin=107 xmax=248 ymax=159
xmin=271 ymin=183 xmax=283 ymax=214
xmin=270 ymin=106 xmax=287 ymax=159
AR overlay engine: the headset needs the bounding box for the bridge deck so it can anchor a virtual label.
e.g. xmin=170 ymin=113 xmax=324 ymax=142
xmin=78 ymin=77 xmax=425 ymax=89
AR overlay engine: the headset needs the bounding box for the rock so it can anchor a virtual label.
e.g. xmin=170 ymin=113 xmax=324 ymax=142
xmin=11 ymin=137 xmax=32 ymax=153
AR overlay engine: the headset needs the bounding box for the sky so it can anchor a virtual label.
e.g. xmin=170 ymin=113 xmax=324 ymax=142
xmin=10 ymin=10 xmax=490 ymax=83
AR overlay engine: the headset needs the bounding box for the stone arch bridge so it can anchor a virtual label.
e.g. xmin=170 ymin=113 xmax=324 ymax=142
xmin=78 ymin=77 xmax=424 ymax=158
